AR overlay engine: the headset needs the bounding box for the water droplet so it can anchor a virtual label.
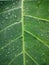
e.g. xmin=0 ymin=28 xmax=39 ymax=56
xmin=6 ymin=55 xmax=7 ymax=56
xmin=12 ymin=45 xmax=15 ymax=50
xmin=14 ymin=15 xmax=17 ymax=18
xmin=36 ymin=6 xmax=38 ymax=8
xmin=15 ymin=54 xmax=16 ymax=57
xmin=5 ymin=16 xmax=8 ymax=19
xmin=8 ymin=48 xmax=10 ymax=51
xmin=8 ymin=12 xmax=10 ymax=15
xmin=13 ymin=3 xmax=15 ymax=5
xmin=17 ymin=48 xmax=19 ymax=51
xmin=6 ymin=7 xmax=9 ymax=9
xmin=11 ymin=35 xmax=13 ymax=37
xmin=41 ymin=34 xmax=43 ymax=36
xmin=7 ymin=52 xmax=10 ymax=54
xmin=1 ymin=41 xmax=3 ymax=43
xmin=13 ymin=48 xmax=14 ymax=50
xmin=0 ymin=2 xmax=3 ymax=4
xmin=42 ymin=53 xmax=45 ymax=56
xmin=7 ymin=28 xmax=10 ymax=31
xmin=47 ymin=36 xmax=49 ymax=38
xmin=0 ymin=54 xmax=1 ymax=56
xmin=16 ymin=1 xmax=17 ymax=3
xmin=26 ymin=60 xmax=29 ymax=63
xmin=1 ymin=21 xmax=4 ymax=24
xmin=48 ymin=9 xmax=49 ymax=11
xmin=47 ymin=31 xmax=49 ymax=32
xmin=1 ymin=47 xmax=4 ymax=50
xmin=38 ymin=1 xmax=41 ymax=4
xmin=39 ymin=21 xmax=40 ymax=24
xmin=17 ymin=45 xmax=19 ymax=48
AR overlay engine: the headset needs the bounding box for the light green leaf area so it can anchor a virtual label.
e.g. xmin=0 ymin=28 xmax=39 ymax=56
xmin=0 ymin=0 xmax=49 ymax=65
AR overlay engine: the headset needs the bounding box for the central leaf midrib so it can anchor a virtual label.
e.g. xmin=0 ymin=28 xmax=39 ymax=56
xmin=21 ymin=0 xmax=25 ymax=65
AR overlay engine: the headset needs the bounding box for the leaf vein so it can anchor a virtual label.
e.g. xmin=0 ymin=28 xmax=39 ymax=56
xmin=8 ymin=52 xmax=22 ymax=65
xmin=0 ymin=7 xmax=21 ymax=14
xmin=0 ymin=35 xmax=22 ymax=50
xmin=25 ymin=30 xmax=49 ymax=48
xmin=24 ymin=15 xmax=49 ymax=22
xmin=0 ymin=21 xmax=21 ymax=33
xmin=25 ymin=51 xmax=39 ymax=65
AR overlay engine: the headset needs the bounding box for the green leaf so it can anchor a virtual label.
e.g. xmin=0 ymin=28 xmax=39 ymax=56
xmin=0 ymin=0 xmax=49 ymax=65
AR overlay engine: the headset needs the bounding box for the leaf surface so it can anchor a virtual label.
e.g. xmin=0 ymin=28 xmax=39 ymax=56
xmin=0 ymin=0 xmax=49 ymax=65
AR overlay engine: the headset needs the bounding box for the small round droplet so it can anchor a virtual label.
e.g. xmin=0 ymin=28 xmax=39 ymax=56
xmin=14 ymin=15 xmax=17 ymax=18
xmin=0 ymin=54 xmax=1 ymax=56
xmin=48 ymin=9 xmax=49 ymax=11
xmin=17 ymin=48 xmax=19 ymax=51
xmin=8 ymin=12 xmax=10 ymax=15
xmin=0 ymin=2 xmax=3 ymax=4
xmin=7 ymin=52 xmax=10 ymax=54
xmin=1 ymin=21 xmax=4 ymax=24
xmin=13 ymin=3 xmax=15 ymax=5
xmin=17 ymin=46 xmax=19 ymax=48
xmin=7 ymin=28 xmax=10 ymax=31
xmin=5 ymin=16 xmax=8 ymax=19
xmin=26 ymin=60 xmax=29 ymax=63
xmin=11 ymin=35 xmax=13 ymax=37
xmin=47 ymin=36 xmax=49 ymax=38
xmin=41 ymin=34 xmax=43 ymax=36
xmin=48 ymin=31 xmax=49 ymax=32
xmin=42 ymin=53 xmax=45 ymax=56
xmin=6 ymin=7 xmax=9 ymax=9
xmin=38 ymin=1 xmax=41 ymax=4
xmin=13 ymin=46 xmax=15 ymax=50
xmin=16 ymin=1 xmax=17 ymax=3
xmin=6 ymin=55 xmax=7 ymax=56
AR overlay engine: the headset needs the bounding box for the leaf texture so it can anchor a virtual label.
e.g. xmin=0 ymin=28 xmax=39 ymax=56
xmin=0 ymin=0 xmax=49 ymax=65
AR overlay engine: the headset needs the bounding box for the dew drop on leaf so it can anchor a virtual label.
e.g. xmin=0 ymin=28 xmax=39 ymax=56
xmin=1 ymin=21 xmax=4 ymax=24
xmin=7 ymin=52 xmax=10 ymax=54
xmin=0 ymin=2 xmax=3 ymax=4
xmin=0 ymin=54 xmax=1 ymax=56
xmin=7 ymin=28 xmax=10 ymax=31
xmin=16 ymin=1 xmax=17 ymax=3
xmin=11 ymin=35 xmax=13 ymax=38
xmin=17 ymin=48 xmax=19 ymax=51
xmin=5 ymin=16 xmax=8 ymax=19
xmin=14 ymin=15 xmax=17 ymax=18
xmin=17 ymin=45 xmax=19 ymax=48
xmin=47 ymin=36 xmax=49 ymax=38
xmin=26 ymin=60 xmax=29 ymax=63
xmin=13 ymin=48 xmax=15 ymax=51
xmin=5 ymin=54 xmax=7 ymax=56
xmin=41 ymin=34 xmax=43 ymax=36
xmin=47 ymin=31 xmax=49 ymax=32
xmin=42 ymin=53 xmax=45 ymax=56
xmin=13 ymin=3 xmax=15 ymax=5
xmin=6 ymin=7 xmax=9 ymax=9
xmin=38 ymin=1 xmax=41 ymax=4
xmin=8 ymin=12 xmax=10 ymax=15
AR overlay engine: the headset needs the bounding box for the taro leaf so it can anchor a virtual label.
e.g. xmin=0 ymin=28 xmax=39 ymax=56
xmin=0 ymin=0 xmax=49 ymax=65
